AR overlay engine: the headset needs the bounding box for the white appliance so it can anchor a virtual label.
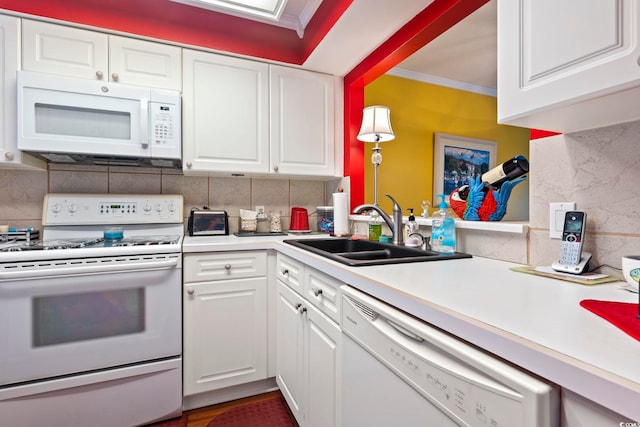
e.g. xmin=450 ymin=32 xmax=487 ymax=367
xmin=0 ymin=194 xmax=184 ymax=427
xmin=341 ymin=286 xmax=559 ymax=427
xmin=17 ymin=71 xmax=181 ymax=168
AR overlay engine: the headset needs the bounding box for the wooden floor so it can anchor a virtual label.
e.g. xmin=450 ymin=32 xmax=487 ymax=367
xmin=183 ymin=391 xmax=293 ymax=427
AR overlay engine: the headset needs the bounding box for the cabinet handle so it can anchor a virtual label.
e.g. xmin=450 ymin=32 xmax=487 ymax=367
xmin=298 ymin=305 xmax=307 ymax=314
xmin=4 ymin=152 xmax=14 ymax=161
xmin=273 ymin=165 xmax=279 ymax=172
xmin=295 ymin=303 xmax=302 ymax=310
xmin=312 ymin=288 xmax=323 ymax=297
xmin=111 ymin=72 xmax=119 ymax=81
xmin=187 ymin=288 xmax=194 ymax=295
xmin=281 ymin=268 xmax=289 ymax=276
xmin=96 ymin=70 xmax=104 ymax=79
xmin=224 ymin=264 xmax=231 ymax=270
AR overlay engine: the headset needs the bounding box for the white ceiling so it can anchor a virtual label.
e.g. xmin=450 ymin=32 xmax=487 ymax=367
xmin=391 ymin=0 xmax=496 ymax=95
xmin=301 ymin=0 xmax=433 ymax=76
xmin=304 ymin=0 xmax=497 ymax=94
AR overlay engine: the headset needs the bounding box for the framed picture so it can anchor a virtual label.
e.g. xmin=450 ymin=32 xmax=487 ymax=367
xmin=433 ymin=133 xmax=496 ymax=205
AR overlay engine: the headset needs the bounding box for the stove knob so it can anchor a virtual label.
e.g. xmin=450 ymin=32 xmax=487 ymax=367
xmin=68 ymin=204 xmax=78 ymax=214
xmin=51 ymin=203 xmax=62 ymax=214
xmin=155 ymin=204 xmax=164 ymax=213
xmin=143 ymin=203 xmax=152 ymax=212
xmin=167 ymin=202 xmax=177 ymax=212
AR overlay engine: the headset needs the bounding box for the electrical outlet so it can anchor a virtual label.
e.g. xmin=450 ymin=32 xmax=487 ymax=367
xmin=549 ymin=202 xmax=575 ymax=238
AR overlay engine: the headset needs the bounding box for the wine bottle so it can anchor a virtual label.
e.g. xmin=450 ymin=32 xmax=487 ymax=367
xmin=481 ymin=155 xmax=529 ymax=190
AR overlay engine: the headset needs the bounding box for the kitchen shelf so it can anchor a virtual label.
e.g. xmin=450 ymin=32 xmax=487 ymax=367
xmin=349 ymin=215 xmax=529 ymax=235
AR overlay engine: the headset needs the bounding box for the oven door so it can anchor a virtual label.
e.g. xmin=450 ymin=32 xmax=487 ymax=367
xmin=0 ymin=255 xmax=181 ymax=386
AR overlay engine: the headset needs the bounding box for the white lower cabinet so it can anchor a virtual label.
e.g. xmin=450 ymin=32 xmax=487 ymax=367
xmin=276 ymin=254 xmax=341 ymax=427
xmin=183 ymin=251 xmax=268 ymax=396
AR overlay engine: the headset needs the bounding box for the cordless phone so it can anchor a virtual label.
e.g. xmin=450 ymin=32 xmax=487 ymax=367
xmin=552 ymin=211 xmax=591 ymax=274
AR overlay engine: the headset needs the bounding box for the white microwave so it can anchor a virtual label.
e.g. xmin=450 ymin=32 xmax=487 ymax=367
xmin=17 ymin=71 xmax=182 ymax=168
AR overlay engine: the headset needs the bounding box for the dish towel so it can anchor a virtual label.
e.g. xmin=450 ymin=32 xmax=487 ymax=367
xmin=579 ymin=299 xmax=640 ymax=342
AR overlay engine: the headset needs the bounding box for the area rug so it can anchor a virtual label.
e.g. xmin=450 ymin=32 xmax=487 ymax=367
xmin=206 ymin=396 xmax=296 ymax=427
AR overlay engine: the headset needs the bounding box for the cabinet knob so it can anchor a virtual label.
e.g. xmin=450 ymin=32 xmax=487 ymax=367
xmin=96 ymin=70 xmax=104 ymax=79
xmin=186 ymin=161 xmax=193 ymax=169
xmin=298 ymin=305 xmax=307 ymax=314
xmin=187 ymin=288 xmax=195 ymax=295
xmin=312 ymin=288 xmax=323 ymax=297
xmin=111 ymin=72 xmax=119 ymax=81
xmin=273 ymin=165 xmax=279 ymax=172
xmin=224 ymin=263 xmax=231 ymax=270
xmin=281 ymin=268 xmax=289 ymax=276
xmin=4 ymin=152 xmax=15 ymax=161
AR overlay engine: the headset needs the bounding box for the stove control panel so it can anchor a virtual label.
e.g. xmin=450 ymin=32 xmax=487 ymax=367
xmin=43 ymin=194 xmax=183 ymax=225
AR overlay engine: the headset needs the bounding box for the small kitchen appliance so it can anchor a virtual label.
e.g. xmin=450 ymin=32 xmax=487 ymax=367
xmin=0 ymin=193 xmax=184 ymax=427
xmin=188 ymin=207 xmax=229 ymax=236
xmin=17 ymin=71 xmax=181 ymax=168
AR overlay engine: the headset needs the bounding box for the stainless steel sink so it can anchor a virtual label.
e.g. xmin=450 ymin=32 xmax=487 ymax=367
xmin=284 ymin=238 xmax=471 ymax=266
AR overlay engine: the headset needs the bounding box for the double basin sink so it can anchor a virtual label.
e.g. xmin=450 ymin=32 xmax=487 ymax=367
xmin=284 ymin=238 xmax=471 ymax=267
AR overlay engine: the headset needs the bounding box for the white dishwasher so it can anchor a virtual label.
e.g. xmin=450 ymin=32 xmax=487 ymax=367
xmin=341 ymin=286 xmax=559 ymax=427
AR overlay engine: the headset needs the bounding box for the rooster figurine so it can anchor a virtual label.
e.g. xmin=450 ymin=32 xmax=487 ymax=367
xmin=449 ymin=175 xmax=526 ymax=221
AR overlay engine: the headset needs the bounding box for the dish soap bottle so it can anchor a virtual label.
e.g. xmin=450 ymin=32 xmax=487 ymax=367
xmin=431 ymin=195 xmax=456 ymax=253
xmin=404 ymin=208 xmax=418 ymax=238
xmin=368 ymin=211 xmax=382 ymax=241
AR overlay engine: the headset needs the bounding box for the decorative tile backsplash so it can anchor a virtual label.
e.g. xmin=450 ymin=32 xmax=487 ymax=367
xmin=2 ymin=117 xmax=639 ymax=278
xmin=529 ymin=120 xmax=640 ymax=277
xmin=0 ymin=163 xmax=334 ymax=234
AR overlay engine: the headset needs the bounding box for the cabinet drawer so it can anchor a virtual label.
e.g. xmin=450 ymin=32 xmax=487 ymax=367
xmin=276 ymin=253 xmax=304 ymax=295
xmin=304 ymin=268 xmax=342 ymax=323
xmin=184 ymin=251 xmax=267 ymax=282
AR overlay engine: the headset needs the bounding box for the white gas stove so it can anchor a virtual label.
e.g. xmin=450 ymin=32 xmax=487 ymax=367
xmin=0 ymin=193 xmax=185 ymax=427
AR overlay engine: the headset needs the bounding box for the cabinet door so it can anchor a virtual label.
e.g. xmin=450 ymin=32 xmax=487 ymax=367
xmin=276 ymin=281 xmax=306 ymax=426
xmin=108 ymin=35 xmax=181 ymax=90
xmin=306 ymin=304 xmax=341 ymax=427
xmin=22 ymin=20 xmax=108 ymax=80
xmin=270 ymin=65 xmax=335 ymax=177
xmin=0 ymin=16 xmax=44 ymax=170
xmin=498 ymin=0 xmax=640 ymax=132
xmin=182 ymin=49 xmax=270 ymax=174
xmin=183 ymin=277 xmax=268 ymax=396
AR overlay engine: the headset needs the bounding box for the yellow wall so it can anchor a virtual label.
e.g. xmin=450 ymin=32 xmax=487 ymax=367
xmin=364 ymin=75 xmax=531 ymax=220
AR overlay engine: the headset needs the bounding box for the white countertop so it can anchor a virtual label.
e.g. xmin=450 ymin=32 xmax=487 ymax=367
xmin=183 ymin=234 xmax=640 ymax=420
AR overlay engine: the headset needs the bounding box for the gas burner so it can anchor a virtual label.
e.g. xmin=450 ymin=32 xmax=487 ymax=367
xmin=42 ymin=238 xmax=106 ymax=250
xmin=105 ymin=235 xmax=181 ymax=247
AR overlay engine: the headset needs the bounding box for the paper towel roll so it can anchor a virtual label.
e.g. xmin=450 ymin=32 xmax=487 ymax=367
xmin=333 ymin=192 xmax=349 ymax=236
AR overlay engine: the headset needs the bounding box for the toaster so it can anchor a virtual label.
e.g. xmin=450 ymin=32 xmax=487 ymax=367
xmin=188 ymin=208 xmax=229 ymax=236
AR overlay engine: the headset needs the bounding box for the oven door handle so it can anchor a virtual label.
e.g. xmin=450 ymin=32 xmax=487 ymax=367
xmin=0 ymin=256 xmax=179 ymax=280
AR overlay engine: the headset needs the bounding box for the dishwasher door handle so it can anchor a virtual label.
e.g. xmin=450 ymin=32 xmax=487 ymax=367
xmin=387 ymin=319 xmax=425 ymax=343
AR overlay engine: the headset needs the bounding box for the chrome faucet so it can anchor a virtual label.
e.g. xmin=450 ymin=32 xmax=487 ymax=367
xmin=353 ymin=194 xmax=404 ymax=245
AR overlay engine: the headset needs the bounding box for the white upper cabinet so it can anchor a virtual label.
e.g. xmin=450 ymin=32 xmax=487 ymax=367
xmin=0 ymin=15 xmax=45 ymax=170
xmin=498 ymin=0 xmax=640 ymax=133
xmin=182 ymin=49 xmax=270 ymax=175
xmin=22 ymin=20 xmax=181 ymax=90
xmin=270 ymin=65 xmax=336 ymax=176
xmin=182 ymin=49 xmax=340 ymax=178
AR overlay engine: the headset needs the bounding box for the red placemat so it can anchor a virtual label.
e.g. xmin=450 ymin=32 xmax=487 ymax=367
xmin=580 ymin=299 xmax=640 ymax=341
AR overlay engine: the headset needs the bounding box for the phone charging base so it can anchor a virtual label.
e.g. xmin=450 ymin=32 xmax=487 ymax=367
xmin=551 ymin=252 xmax=592 ymax=275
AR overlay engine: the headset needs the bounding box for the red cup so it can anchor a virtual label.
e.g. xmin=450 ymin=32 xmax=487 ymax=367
xmin=290 ymin=207 xmax=309 ymax=231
